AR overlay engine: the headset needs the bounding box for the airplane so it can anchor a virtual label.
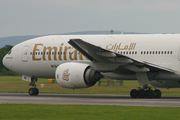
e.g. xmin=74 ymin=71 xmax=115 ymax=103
xmin=3 ymin=34 xmax=180 ymax=98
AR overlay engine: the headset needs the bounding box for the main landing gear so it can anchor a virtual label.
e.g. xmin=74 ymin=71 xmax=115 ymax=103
xmin=130 ymin=85 xmax=161 ymax=98
xmin=28 ymin=77 xmax=39 ymax=96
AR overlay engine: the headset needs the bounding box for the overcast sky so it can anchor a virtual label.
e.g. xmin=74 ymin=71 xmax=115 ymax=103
xmin=0 ymin=0 xmax=180 ymax=37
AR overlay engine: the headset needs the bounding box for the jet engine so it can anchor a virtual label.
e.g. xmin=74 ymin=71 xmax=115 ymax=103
xmin=55 ymin=62 xmax=103 ymax=89
xmin=150 ymin=80 xmax=180 ymax=88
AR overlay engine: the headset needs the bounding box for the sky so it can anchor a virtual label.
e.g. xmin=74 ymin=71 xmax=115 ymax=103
xmin=0 ymin=0 xmax=180 ymax=38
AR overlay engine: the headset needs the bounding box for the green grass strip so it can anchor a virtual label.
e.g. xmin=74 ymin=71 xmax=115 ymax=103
xmin=1 ymin=76 xmax=180 ymax=96
xmin=0 ymin=104 xmax=180 ymax=120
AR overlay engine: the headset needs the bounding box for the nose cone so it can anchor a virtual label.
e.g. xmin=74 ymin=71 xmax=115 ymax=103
xmin=2 ymin=55 xmax=8 ymax=69
xmin=2 ymin=54 xmax=13 ymax=70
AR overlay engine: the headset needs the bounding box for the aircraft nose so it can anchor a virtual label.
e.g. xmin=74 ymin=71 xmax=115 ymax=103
xmin=3 ymin=55 xmax=8 ymax=68
xmin=2 ymin=54 xmax=12 ymax=70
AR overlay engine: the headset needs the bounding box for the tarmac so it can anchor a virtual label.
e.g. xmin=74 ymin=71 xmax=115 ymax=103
xmin=0 ymin=93 xmax=180 ymax=107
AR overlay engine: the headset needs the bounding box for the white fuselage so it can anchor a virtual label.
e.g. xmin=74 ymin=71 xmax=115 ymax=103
xmin=3 ymin=34 xmax=180 ymax=80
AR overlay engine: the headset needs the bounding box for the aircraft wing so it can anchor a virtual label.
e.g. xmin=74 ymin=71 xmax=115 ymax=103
xmin=68 ymin=39 xmax=176 ymax=73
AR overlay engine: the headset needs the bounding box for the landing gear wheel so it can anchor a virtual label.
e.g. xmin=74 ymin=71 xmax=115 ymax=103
xmin=28 ymin=88 xmax=39 ymax=96
xmin=130 ymin=86 xmax=162 ymax=98
xmin=138 ymin=89 xmax=146 ymax=98
xmin=154 ymin=89 xmax=161 ymax=98
xmin=34 ymin=88 xmax=39 ymax=95
xmin=146 ymin=89 xmax=154 ymax=98
xmin=130 ymin=89 xmax=138 ymax=98
xmin=28 ymin=88 xmax=34 ymax=96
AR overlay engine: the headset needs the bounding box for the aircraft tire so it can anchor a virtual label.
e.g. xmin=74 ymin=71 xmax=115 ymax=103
xmin=130 ymin=89 xmax=138 ymax=98
xmin=34 ymin=88 xmax=39 ymax=95
xmin=28 ymin=88 xmax=34 ymax=96
xmin=154 ymin=89 xmax=161 ymax=98
xmin=28 ymin=88 xmax=39 ymax=96
xmin=138 ymin=89 xmax=146 ymax=98
xmin=146 ymin=89 xmax=154 ymax=98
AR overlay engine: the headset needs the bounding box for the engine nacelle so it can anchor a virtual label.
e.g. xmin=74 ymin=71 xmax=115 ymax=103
xmin=55 ymin=62 xmax=103 ymax=89
xmin=150 ymin=80 xmax=180 ymax=88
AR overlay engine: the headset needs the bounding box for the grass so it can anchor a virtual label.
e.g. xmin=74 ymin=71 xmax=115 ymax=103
xmin=0 ymin=77 xmax=180 ymax=120
xmin=0 ymin=104 xmax=180 ymax=120
xmin=0 ymin=76 xmax=180 ymax=96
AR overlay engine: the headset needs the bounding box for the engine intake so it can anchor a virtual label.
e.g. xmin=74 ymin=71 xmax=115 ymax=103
xmin=55 ymin=62 xmax=103 ymax=89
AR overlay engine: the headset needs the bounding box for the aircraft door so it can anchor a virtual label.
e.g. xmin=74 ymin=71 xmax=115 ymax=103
xmin=22 ymin=46 xmax=29 ymax=62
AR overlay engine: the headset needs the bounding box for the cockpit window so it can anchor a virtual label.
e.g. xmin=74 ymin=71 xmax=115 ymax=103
xmin=8 ymin=50 xmax=12 ymax=55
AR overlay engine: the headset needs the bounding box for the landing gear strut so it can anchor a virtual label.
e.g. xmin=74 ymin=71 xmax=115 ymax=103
xmin=28 ymin=77 xmax=39 ymax=96
xmin=130 ymin=85 xmax=161 ymax=98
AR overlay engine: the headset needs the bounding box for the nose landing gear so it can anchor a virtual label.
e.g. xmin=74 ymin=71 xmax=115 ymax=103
xmin=130 ymin=85 xmax=161 ymax=98
xmin=28 ymin=77 xmax=39 ymax=96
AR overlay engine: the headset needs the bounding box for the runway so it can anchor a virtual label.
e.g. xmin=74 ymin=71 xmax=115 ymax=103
xmin=0 ymin=93 xmax=180 ymax=107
